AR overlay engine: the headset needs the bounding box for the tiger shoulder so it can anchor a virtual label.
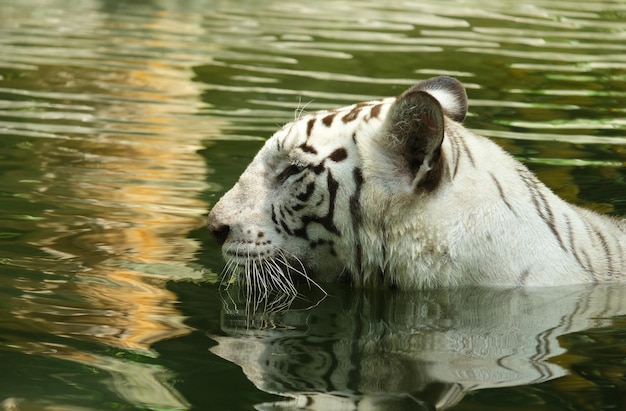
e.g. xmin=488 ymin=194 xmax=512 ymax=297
xmin=208 ymin=76 xmax=626 ymax=289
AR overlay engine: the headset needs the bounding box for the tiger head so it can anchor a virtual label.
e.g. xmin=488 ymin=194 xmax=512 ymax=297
xmin=208 ymin=76 xmax=468 ymax=292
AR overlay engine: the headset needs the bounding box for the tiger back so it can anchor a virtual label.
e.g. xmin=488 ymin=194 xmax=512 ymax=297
xmin=208 ymin=76 xmax=626 ymax=290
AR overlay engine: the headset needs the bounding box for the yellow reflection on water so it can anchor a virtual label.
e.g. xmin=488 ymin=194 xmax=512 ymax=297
xmin=0 ymin=4 xmax=224 ymax=409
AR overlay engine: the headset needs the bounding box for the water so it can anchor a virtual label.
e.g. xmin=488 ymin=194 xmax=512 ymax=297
xmin=0 ymin=0 xmax=625 ymax=410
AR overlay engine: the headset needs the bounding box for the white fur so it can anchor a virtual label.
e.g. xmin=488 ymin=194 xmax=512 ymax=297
xmin=357 ymin=118 xmax=626 ymax=288
xmin=209 ymin=77 xmax=626 ymax=289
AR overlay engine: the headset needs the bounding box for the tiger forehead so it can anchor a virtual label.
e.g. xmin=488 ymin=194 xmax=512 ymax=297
xmin=275 ymin=97 xmax=393 ymax=150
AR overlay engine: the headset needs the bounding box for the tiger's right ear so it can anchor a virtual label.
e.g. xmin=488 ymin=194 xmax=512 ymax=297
xmin=384 ymin=88 xmax=445 ymax=192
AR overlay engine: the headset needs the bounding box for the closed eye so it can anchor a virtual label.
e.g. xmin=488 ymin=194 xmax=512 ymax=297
xmin=277 ymin=164 xmax=306 ymax=183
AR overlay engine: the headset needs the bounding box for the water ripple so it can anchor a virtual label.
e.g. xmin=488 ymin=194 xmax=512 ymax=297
xmin=0 ymin=1 xmax=624 ymax=410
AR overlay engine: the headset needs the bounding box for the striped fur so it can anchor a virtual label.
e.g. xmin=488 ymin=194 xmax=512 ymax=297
xmin=208 ymin=76 xmax=626 ymax=291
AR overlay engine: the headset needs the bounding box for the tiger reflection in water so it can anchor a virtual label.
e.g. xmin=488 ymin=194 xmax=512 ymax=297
xmin=209 ymin=284 xmax=626 ymax=410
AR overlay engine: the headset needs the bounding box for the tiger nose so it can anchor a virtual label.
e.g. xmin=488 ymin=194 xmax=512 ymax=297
xmin=208 ymin=214 xmax=231 ymax=246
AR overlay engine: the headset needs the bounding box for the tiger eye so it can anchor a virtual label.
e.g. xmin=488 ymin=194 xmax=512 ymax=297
xmin=277 ymin=164 xmax=305 ymax=183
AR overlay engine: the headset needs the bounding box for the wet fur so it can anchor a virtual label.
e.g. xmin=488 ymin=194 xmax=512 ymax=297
xmin=209 ymin=76 xmax=626 ymax=291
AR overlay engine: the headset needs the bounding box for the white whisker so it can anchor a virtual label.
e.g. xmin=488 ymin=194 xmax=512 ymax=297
xmin=278 ymin=248 xmax=328 ymax=297
xmin=294 ymin=96 xmax=314 ymax=120
xmin=261 ymin=263 xmax=293 ymax=312
xmin=217 ymin=240 xmax=327 ymax=319
xmin=268 ymin=255 xmax=297 ymax=295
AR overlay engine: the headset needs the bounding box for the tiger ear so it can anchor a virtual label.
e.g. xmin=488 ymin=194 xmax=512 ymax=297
xmin=412 ymin=76 xmax=468 ymax=123
xmin=386 ymin=87 xmax=445 ymax=192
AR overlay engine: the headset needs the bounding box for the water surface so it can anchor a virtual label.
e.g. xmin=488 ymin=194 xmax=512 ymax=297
xmin=0 ymin=0 xmax=625 ymax=410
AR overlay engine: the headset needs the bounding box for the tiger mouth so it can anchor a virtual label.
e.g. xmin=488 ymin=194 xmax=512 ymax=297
xmin=220 ymin=245 xmax=324 ymax=299
xmin=222 ymin=252 xmax=303 ymax=280
xmin=224 ymin=249 xmax=273 ymax=260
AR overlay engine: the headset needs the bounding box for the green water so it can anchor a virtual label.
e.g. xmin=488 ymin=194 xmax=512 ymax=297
xmin=0 ymin=0 xmax=625 ymax=410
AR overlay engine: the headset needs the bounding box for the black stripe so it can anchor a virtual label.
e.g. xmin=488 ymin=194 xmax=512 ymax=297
xmin=283 ymin=204 xmax=294 ymax=216
xmin=564 ymin=215 xmax=590 ymax=274
xmin=592 ymin=224 xmax=613 ymax=277
xmin=299 ymin=143 xmax=318 ymax=154
xmin=520 ymin=168 xmax=567 ymax=253
xmin=489 ymin=172 xmax=518 ymax=216
xmin=291 ymin=168 xmax=341 ymax=240
xmin=280 ymin=218 xmax=293 ymax=235
xmin=278 ymin=205 xmax=293 ymax=232
xmin=450 ymin=133 xmax=461 ymax=178
xmin=369 ymin=104 xmax=382 ymax=120
xmin=455 ymin=132 xmax=476 ymax=168
xmin=329 ymin=148 xmax=347 ymax=162
xmin=342 ymin=105 xmax=361 ymax=123
xmin=296 ymin=182 xmax=315 ymax=202
xmin=569 ymin=215 xmax=599 ymax=279
xmin=312 ymin=163 xmax=325 ymax=175
xmin=565 ymin=214 xmax=575 ymax=256
xmin=350 ymin=167 xmax=364 ymax=273
xmin=306 ymin=117 xmax=315 ymax=137
xmin=322 ymin=112 xmax=336 ymax=127
xmin=321 ymin=170 xmax=340 ymax=235
xmin=538 ymin=192 xmax=567 ymax=253
xmin=580 ymin=249 xmax=595 ymax=282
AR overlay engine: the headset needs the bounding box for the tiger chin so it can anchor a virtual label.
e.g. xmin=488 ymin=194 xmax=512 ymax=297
xmin=208 ymin=76 xmax=626 ymax=292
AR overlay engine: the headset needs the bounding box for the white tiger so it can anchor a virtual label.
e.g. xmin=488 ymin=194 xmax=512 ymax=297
xmin=208 ymin=76 xmax=626 ymax=290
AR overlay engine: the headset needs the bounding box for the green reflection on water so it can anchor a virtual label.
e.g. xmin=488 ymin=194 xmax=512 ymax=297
xmin=0 ymin=0 xmax=625 ymax=410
